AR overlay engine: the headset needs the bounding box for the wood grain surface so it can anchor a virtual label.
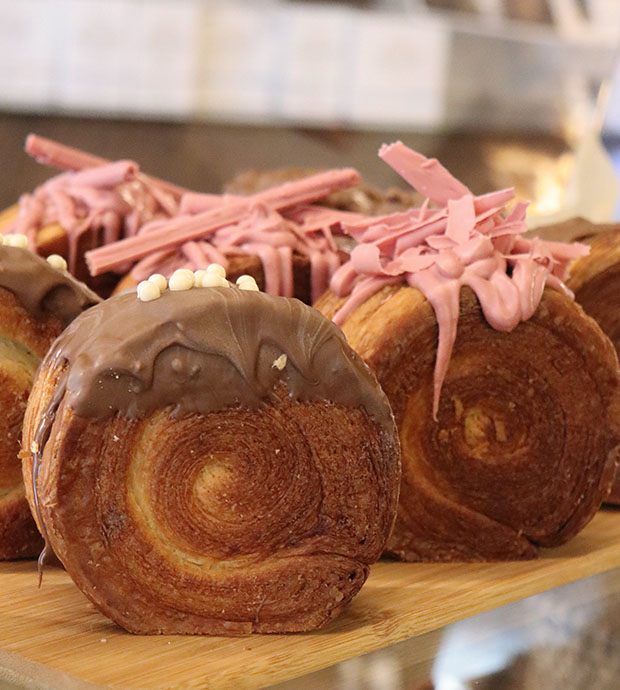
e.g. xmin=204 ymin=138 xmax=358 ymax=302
xmin=0 ymin=509 xmax=619 ymax=690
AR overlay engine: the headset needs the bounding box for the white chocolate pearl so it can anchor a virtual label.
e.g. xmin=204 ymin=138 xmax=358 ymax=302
xmin=206 ymin=263 xmax=226 ymax=278
xmin=169 ymin=269 xmax=195 ymax=291
xmin=5 ymin=234 xmax=28 ymax=249
xmin=137 ymin=280 xmax=161 ymax=302
xmin=237 ymin=274 xmax=259 ymax=291
xmin=148 ymin=273 xmax=168 ymax=291
xmin=46 ymin=254 xmax=68 ymax=271
xmin=194 ymin=269 xmax=207 ymax=286
xmin=201 ymin=273 xmax=229 ymax=288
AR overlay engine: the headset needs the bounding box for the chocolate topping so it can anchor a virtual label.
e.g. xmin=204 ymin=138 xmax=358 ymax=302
xmin=0 ymin=246 xmax=100 ymax=327
xmin=38 ymin=287 xmax=393 ymax=428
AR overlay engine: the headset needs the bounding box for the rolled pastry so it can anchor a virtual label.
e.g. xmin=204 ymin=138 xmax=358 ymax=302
xmin=318 ymin=285 xmax=620 ymax=560
xmin=316 ymin=142 xmax=620 ymax=561
xmin=22 ymin=284 xmax=399 ymax=634
xmin=0 ymin=242 xmax=99 ymax=558
xmin=0 ymin=135 xmax=185 ymax=295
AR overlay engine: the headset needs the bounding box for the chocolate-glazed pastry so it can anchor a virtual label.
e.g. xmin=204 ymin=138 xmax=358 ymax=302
xmin=0 ymin=244 xmax=99 ymax=559
xmin=223 ymin=166 xmax=419 ymax=215
xmin=21 ymin=285 xmax=400 ymax=634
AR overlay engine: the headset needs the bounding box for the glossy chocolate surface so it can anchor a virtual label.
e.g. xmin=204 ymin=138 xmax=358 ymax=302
xmin=38 ymin=286 xmax=393 ymax=426
xmin=0 ymin=246 xmax=100 ymax=326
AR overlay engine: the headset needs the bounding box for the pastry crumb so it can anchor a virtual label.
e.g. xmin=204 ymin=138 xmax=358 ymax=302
xmin=272 ymin=354 xmax=287 ymax=370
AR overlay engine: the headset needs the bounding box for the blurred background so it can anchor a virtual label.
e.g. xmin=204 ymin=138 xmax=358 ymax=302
xmin=0 ymin=0 xmax=619 ymax=222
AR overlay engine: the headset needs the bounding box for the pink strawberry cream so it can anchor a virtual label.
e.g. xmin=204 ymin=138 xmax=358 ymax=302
xmin=330 ymin=142 xmax=589 ymax=418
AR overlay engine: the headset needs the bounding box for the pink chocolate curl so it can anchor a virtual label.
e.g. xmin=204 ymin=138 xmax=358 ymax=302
xmin=86 ymin=168 xmax=361 ymax=276
xmin=331 ymin=142 xmax=589 ymax=419
xmin=3 ymin=136 xmax=184 ymax=273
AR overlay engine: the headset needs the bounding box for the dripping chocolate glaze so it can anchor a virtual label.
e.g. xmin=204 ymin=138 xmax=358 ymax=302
xmin=31 ymin=288 xmax=395 ymax=571
xmin=0 ymin=246 xmax=100 ymax=327
xmin=35 ymin=287 xmax=393 ymax=425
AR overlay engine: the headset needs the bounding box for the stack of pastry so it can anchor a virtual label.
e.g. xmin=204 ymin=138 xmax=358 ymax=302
xmin=21 ymin=268 xmax=400 ymax=634
xmin=0 ymin=235 xmax=99 ymax=559
xmin=317 ymin=142 xmax=620 ymax=560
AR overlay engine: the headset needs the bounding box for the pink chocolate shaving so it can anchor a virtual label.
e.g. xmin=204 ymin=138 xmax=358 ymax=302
xmin=129 ymin=202 xmax=358 ymax=302
xmin=3 ymin=136 xmax=183 ymax=273
xmin=25 ymin=134 xmax=188 ymax=199
xmin=330 ymin=142 xmax=589 ymax=419
xmin=379 ymin=141 xmax=470 ymax=204
xmin=86 ymin=169 xmax=362 ymax=293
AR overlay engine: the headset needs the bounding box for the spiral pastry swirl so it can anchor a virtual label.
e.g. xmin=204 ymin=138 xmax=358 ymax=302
xmin=22 ymin=288 xmax=399 ymax=634
xmin=317 ymin=285 xmax=620 ymax=561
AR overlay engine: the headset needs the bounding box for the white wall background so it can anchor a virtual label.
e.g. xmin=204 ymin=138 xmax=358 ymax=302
xmin=0 ymin=0 xmax=618 ymax=134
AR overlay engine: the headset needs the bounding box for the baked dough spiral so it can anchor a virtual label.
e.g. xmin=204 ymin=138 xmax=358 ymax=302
xmin=22 ymin=287 xmax=399 ymax=633
xmin=317 ymin=285 xmax=620 ymax=560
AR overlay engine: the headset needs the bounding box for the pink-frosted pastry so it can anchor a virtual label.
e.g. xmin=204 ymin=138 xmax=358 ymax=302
xmin=317 ymin=142 xmax=620 ymax=561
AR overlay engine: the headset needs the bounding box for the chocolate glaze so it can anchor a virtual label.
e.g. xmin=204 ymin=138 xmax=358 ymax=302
xmin=31 ymin=287 xmax=395 ymax=570
xmin=36 ymin=287 xmax=392 ymax=425
xmin=0 ymin=246 xmax=100 ymax=327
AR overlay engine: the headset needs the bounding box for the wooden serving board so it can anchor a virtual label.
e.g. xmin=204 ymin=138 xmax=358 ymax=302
xmin=0 ymin=509 xmax=619 ymax=690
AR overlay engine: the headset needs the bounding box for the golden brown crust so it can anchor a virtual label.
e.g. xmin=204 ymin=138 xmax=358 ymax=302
xmin=0 ymin=288 xmax=67 ymax=559
xmin=316 ymin=285 xmax=620 ymax=561
xmin=0 ymin=288 xmax=67 ymax=359
xmin=609 ymin=474 xmax=620 ymax=504
xmin=566 ymin=227 xmax=620 ymax=506
xmin=22 ymin=356 xmax=400 ymax=634
xmin=567 ymin=230 xmax=620 ymax=351
xmin=566 ymin=228 xmax=620 ymax=293
xmin=0 ymin=205 xmax=18 ymax=234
